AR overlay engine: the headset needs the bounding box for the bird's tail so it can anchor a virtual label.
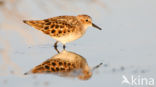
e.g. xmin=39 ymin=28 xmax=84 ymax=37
xmin=23 ymin=20 xmax=35 ymax=25
xmin=23 ymin=20 xmax=27 ymax=24
xmin=24 ymin=70 xmax=32 ymax=75
xmin=23 ymin=20 xmax=44 ymax=30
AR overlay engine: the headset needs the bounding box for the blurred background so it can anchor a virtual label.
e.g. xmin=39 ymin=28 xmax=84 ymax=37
xmin=0 ymin=0 xmax=156 ymax=87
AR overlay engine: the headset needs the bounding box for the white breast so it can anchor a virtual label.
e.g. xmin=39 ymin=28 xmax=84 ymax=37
xmin=53 ymin=32 xmax=84 ymax=44
xmin=52 ymin=25 xmax=88 ymax=44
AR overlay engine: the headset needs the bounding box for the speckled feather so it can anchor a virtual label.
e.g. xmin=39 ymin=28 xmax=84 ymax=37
xmin=23 ymin=16 xmax=81 ymax=37
xmin=31 ymin=58 xmax=80 ymax=74
xmin=23 ymin=14 xmax=100 ymax=44
xmin=24 ymin=50 xmax=93 ymax=80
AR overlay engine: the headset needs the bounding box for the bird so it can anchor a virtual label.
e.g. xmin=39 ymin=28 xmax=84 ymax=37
xmin=24 ymin=50 xmax=103 ymax=80
xmin=23 ymin=14 xmax=102 ymax=49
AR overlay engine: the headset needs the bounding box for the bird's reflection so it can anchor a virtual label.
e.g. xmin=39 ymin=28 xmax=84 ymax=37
xmin=25 ymin=49 xmax=102 ymax=80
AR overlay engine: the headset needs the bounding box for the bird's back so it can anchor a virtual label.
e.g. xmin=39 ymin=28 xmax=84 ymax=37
xmin=23 ymin=16 xmax=81 ymax=37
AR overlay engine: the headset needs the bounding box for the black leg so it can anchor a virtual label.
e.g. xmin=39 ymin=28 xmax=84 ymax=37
xmin=55 ymin=47 xmax=60 ymax=53
xmin=54 ymin=41 xmax=59 ymax=53
xmin=63 ymin=44 xmax=66 ymax=50
xmin=54 ymin=41 xmax=58 ymax=48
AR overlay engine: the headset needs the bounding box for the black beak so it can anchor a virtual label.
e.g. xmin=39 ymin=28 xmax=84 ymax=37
xmin=92 ymin=23 xmax=102 ymax=30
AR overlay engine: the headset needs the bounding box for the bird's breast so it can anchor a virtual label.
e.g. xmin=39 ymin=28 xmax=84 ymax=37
xmin=52 ymin=30 xmax=85 ymax=44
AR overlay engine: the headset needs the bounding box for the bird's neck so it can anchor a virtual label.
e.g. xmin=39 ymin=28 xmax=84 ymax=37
xmin=83 ymin=24 xmax=90 ymax=31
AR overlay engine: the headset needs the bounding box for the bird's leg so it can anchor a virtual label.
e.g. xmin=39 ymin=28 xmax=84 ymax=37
xmin=54 ymin=41 xmax=58 ymax=48
xmin=54 ymin=41 xmax=60 ymax=53
xmin=63 ymin=44 xmax=66 ymax=50
xmin=55 ymin=47 xmax=60 ymax=53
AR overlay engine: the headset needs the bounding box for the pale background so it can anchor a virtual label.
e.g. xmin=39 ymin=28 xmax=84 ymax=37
xmin=0 ymin=0 xmax=156 ymax=87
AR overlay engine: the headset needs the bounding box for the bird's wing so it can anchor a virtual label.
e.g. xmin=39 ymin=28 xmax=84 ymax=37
xmin=23 ymin=16 xmax=78 ymax=37
xmin=29 ymin=58 xmax=76 ymax=74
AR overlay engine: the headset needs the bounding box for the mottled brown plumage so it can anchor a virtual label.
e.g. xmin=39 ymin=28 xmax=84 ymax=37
xmin=24 ymin=50 xmax=102 ymax=80
xmin=23 ymin=16 xmax=79 ymax=37
xmin=23 ymin=14 xmax=102 ymax=49
xmin=31 ymin=58 xmax=78 ymax=73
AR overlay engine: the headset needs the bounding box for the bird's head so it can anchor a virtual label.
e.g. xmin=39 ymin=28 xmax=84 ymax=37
xmin=77 ymin=14 xmax=102 ymax=30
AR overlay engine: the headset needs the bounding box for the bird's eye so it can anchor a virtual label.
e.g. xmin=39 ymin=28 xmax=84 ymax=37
xmin=86 ymin=19 xmax=88 ymax=22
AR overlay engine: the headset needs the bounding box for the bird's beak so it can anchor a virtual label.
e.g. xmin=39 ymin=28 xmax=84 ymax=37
xmin=92 ymin=23 xmax=102 ymax=30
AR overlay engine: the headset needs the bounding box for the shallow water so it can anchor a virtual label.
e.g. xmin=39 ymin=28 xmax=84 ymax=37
xmin=0 ymin=0 xmax=156 ymax=87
